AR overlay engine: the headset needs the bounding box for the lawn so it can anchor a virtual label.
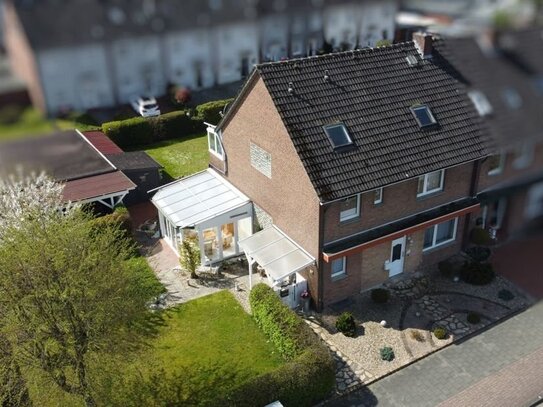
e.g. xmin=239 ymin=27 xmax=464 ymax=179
xmin=140 ymin=133 xmax=209 ymax=179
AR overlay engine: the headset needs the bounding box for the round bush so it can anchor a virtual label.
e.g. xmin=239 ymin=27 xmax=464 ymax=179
xmin=460 ymin=261 xmax=495 ymax=286
xmin=335 ymin=312 xmax=356 ymax=337
xmin=465 ymin=246 xmax=491 ymax=262
xmin=498 ymin=289 xmax=515 ymax=301
xmin=371 ymin=288 xmax=390 ymax=304
xmin=466 ymin=312 xmax=481 ymax=324
xmin=433 ymin=327 xmax=448 ymax=340
xmin=380 ymin=346 xmax=395 ymax=361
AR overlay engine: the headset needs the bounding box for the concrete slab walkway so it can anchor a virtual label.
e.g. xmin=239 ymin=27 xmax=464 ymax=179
xmin=330 ymin=300 xmax=543 ymax=407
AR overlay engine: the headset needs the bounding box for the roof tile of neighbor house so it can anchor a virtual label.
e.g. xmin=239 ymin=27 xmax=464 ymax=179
xmin=439 ymin=32 xmax=543 ymax=149
xmin=248 ymin=39 xmax=490 ymax=202
xmin=107 ymin=151 xmax=163 ymax=171
xmin=62 ymin=171 xmax=136 ymax=202
xmin=83 ymin=130 xmax=124 ymax=155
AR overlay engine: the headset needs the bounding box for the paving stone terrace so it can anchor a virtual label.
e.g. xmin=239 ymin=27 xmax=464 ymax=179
xmin=304 ymin=262 xmax=531 ymax=396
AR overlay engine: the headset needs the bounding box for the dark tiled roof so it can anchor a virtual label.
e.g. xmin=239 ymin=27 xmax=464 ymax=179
xmin=256 ymin=40 xmax=490 ymax=202
xmin=107 ymin=152 xmax=163 ymax=171
xmin=62 ymin=171 xmax=136 ymax=202
xmin=10 ymin=0 xmax=347 ymax=50
xmin=323 ymin=197 xmax=479 ymax=255
xmin=439 ymin=33 xmax=543 ymax=149
xmin=0 ymin=130 xmax=115 ymax=181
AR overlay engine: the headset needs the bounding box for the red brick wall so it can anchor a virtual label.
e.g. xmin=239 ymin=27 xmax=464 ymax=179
xmin=3 ymin=1 xmax=46 ymax=113
xmin=323 ymin=162 xmax=475 ymax=243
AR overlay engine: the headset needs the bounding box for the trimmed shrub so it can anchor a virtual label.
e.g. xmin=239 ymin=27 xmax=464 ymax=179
xmin=335 ymin=312 xmax=356 ymax=337
xmin=371 ymin=288 xmax=389 ymax=304
xmin=498 ymin=289 xmax=515 ymax=301
xmin=465 ymin=246 xmax=491 ymax=262
xmin=433 ymin=327 xmax=448 ymax=340
xmin=103 ymin=116 xmax=154 ymax=148
xmin=194 ymin=98 xmax=234 ymax=124
xmin=466 ymin=312 xmax=481 ymax=324
xmin=242 ymin=284 xmax=335 ymax=406
xmin=380 ymin=346 xmax=395 ymax=361
xmin=460 ymin=261 xmax=495 ymax=286
xmin=438 ymin=259 xmax=456 ymax=278
xmin=470 ymin=227 xmax=494 ymax=246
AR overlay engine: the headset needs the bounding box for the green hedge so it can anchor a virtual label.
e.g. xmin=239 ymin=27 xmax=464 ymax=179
xmin=102 ymin=98 xmax=233 ymax=149
xmin=219 ymin=284 xmax=335 ymax=406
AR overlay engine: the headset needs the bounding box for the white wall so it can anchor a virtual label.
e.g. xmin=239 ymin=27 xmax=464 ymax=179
xmin=260 ymin=16 xmax=289 ymax=62
xmin=37 ymin=44 xmax=115 ymax=114
xmin=110 ymin=35 xmax=165 ymax=103
xmin=164 ymin=29 xmax=214 ymax=89
xmin=215 ymin=22 xmax=259 ymax=84
xmin=360 ymin=1 xmax=397 ymax=47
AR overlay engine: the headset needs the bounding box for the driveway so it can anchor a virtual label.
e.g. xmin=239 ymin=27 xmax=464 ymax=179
xmin=330 ymin=300 xmax=543 ymax=407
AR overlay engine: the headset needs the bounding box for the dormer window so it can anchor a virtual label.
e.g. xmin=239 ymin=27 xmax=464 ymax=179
xmin=468 ymin=90 xmax=493 ymax=116
xmin=323 ymin=123 xmax=353 ymax=149
xmin=410 ymin=105 xmax=437 ymax=128
xmin=502 ymin=87 xmax=522 ymax=110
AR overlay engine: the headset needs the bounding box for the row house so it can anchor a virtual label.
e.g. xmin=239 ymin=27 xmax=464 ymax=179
xmin=3 ymin=0 xmax=396 ymax=115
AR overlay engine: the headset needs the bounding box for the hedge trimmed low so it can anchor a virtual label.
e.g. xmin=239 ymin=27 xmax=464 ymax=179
xmin=223 ymin=283 xmax=335 ymax=406
xmin=195 ymin=98 xmax=234 ymax=124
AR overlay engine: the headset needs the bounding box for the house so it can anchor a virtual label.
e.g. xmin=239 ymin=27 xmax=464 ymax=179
xmin=3 ymin=0 xmax=397 ymax=115
xmin=439 ymin=29 xmax=543 ymax=240
xmin=152 ymin=33 xmax=496 ymax=310
xmin=0 ymin=129 xmax=136 ymax=209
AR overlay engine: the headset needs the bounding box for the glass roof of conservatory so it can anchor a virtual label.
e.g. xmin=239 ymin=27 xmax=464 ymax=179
xmin=151 ymin=169 xmax=250 ymax=228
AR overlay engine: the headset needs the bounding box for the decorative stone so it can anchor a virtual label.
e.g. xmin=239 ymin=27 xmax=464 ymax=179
xmin=380 ymin=320 xmax=387 ymax=327
xmin=453 ymin=276 xmax=460 ymax=282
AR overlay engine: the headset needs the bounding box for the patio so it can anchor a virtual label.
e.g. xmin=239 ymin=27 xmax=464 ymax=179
xmin=303 ymin=259 xmax=532 ymax=395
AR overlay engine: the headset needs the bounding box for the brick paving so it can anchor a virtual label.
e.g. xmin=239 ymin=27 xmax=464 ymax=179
xmin=331 ymin=301 xmax=543 ymax=407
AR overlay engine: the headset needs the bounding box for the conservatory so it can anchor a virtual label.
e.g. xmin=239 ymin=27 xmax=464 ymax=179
xmin=151 ymin=169 xmax=253 ymax=264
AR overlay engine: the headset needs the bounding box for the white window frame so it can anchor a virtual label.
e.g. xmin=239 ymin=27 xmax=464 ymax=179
xmin=423 ymin=217 xmax=458 ymax=251
xmin=207 ymin=128 xmax=224 ymax=160
xmin=487 ymin=152 xmax=505 ymax=176
xmin=374 ymin=187 xmax=383 ymax=205
xmin=331 ymin=257 xmax=346 ymax=278
xmin=410 ymin=104 xmax=437 ymax=128
xmin=513 ymin=143 xmax=533 ymax=170
xmin=339 ymin=194 xmax=360 ymax=222
xmin=417 ymin=170 xmax=445 ymax=197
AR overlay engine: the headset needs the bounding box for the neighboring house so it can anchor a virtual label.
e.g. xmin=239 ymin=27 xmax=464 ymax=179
xmin=153 ymin=33 xmax=494 ymax=310
xmin=440 ymin=29 xmax=543 ymax=240
xmin=0 ymin=129 xmax=135 ymax=208
xmin=84 ymin=130 xmax=163 ymax=206
xmin=3 ymin=0 xmax=397 ymax=115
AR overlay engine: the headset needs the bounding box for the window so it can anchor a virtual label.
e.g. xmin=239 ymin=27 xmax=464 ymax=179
xmin=207 ymin=128 xmax=224 ymax=159
xmin=373 ymin=188 xmax=383 ymax=204
xmin=323 ymin=123 xmax=353 ymax=149
xmin=410 ymin=105 xmax=437 ymax=128
xmin=487 ymin=153 xmax=505 ymax=175
xmin=468 ymin=90 xmax=493 ymax=116
xmin=513 ymin=143 xmax=533 ymax=169
xmin=340 ymin=194 xmax=360 ymax=222
xmin=331 ymin=257 xmax=346 ymax=278
xmin=417 ymin=170 xmax=444 ymax=197
xmin=250 ymin=143 xmax=272 ymax=178
xmin=502 ymin=87 xmax=522 ymax=110
xmin=423 ymin=218 xmax=458 ymax=251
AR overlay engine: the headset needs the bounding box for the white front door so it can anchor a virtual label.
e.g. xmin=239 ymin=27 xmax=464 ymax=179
xmin=388 ymin=236 xmax=406 ymax=277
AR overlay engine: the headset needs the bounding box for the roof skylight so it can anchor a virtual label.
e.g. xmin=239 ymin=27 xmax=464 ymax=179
xmin=468 ymin=90 xmax=493 ymax=116
xmin=323 ymin=123 xmax=353 ymax=149
xmin=410 ymin=105 xmax=437 ymax=128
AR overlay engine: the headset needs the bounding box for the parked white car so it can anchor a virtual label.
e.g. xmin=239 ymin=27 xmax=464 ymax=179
xmin=130 ymin=96 xmax=160 ymax=117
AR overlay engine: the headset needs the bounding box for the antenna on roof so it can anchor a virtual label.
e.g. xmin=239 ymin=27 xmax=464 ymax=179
xmin=323 ymin=70 xmax=330 ymax=82
xmin=288 ymin=82 xmax=294 ymax=94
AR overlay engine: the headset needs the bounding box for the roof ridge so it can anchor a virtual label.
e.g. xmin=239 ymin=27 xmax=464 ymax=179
xmin=256 ymin=41 xmax=417 ymax=69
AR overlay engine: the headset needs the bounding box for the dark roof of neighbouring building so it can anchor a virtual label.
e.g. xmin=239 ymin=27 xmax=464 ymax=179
xmin=240 ymin=39 xmax=490 ymax=202
xmin=438 ymin=31 xmax=543 ymax=149
xmin=107 ymin=151 xmax=163 ymax=171
xmin=0 ymin=130 xmax=115 ymax=181
xmin=9 ymin=0 xmax=361 ymax=50
xmin=62 ymin=171 xmax=136 ymax=202
xmin=83 ymin=130 xmax=124 ymax=155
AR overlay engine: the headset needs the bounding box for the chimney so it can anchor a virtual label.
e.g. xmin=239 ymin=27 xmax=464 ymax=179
xmin=413 ymin=32 xmax=433 ymax=59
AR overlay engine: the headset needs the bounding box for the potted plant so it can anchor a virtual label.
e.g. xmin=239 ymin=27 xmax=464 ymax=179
xmin=300 ymin=290 xmax=311 ymax=313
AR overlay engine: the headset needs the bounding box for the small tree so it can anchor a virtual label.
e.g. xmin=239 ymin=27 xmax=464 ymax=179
xmin=179 ymin=237 xmax=201 ymax=279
